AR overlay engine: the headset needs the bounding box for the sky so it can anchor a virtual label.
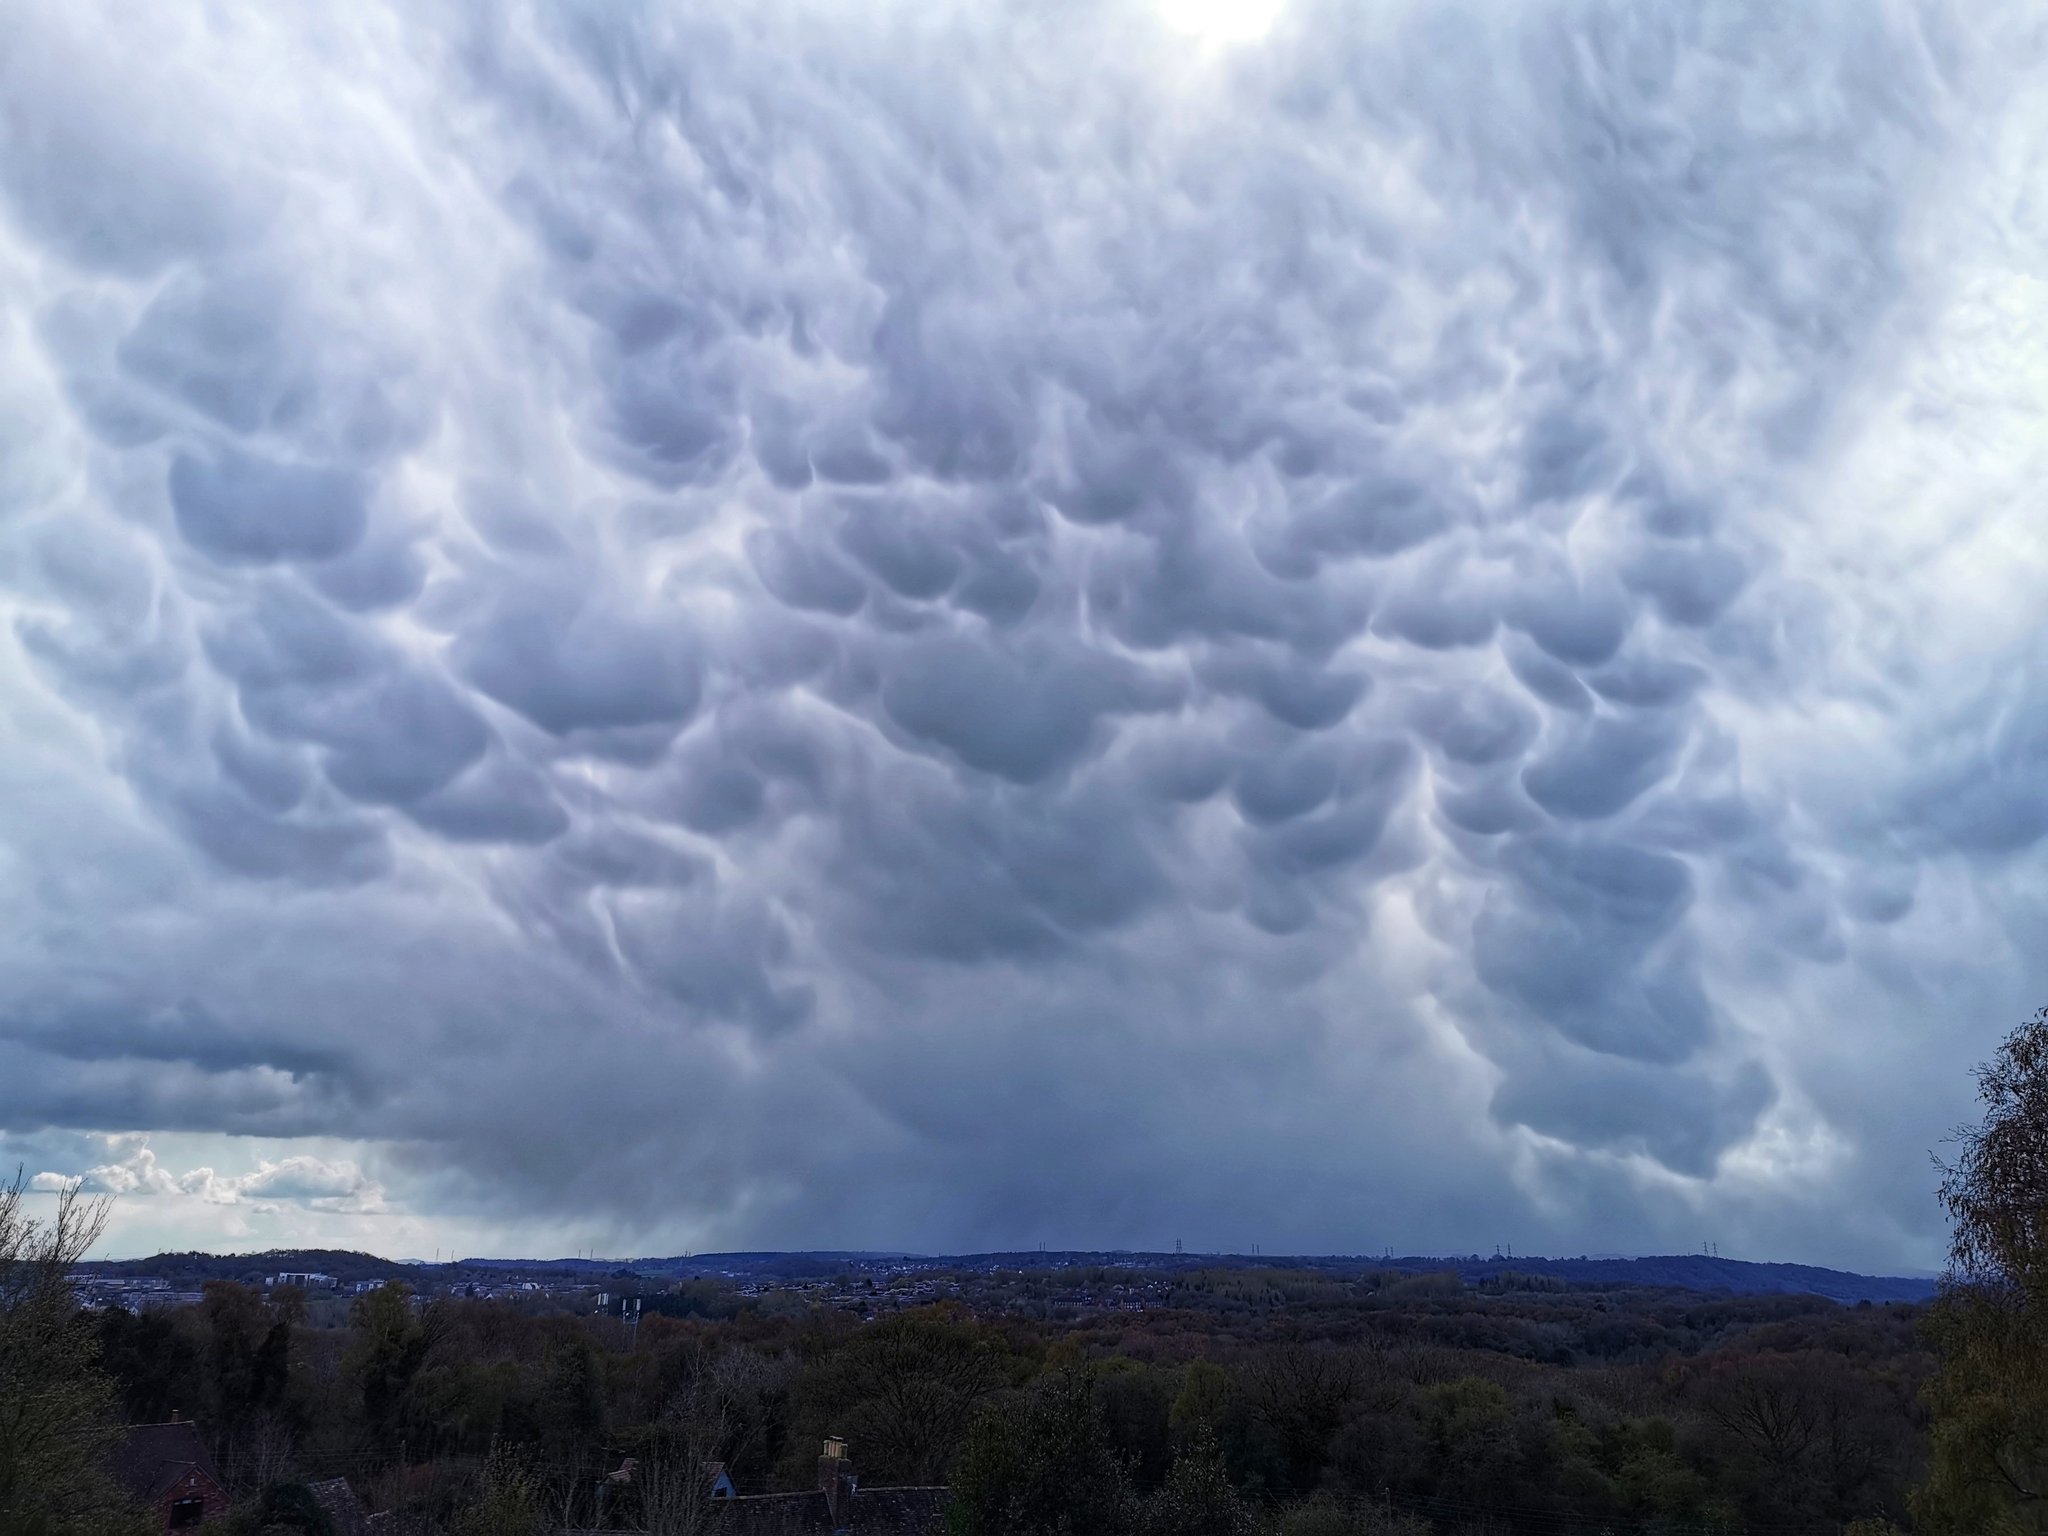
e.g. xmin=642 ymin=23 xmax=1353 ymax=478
xmin=1 ymin=0 xmax=2044 ymax=1271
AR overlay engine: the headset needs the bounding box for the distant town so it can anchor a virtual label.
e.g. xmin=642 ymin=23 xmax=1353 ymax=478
xmin=69 ymin=1245 xmax=1936 ymax=1321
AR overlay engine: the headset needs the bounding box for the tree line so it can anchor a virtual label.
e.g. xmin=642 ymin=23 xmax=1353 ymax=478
xmin=9 ymin=1007 xmax=2048 ymax=1533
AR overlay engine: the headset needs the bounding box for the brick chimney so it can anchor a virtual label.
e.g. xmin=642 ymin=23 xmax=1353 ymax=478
xmin=817 ymin=1437 xmax=855 ymax=1529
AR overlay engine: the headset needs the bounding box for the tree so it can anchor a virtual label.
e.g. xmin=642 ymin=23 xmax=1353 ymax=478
xmin=0 ymin=1172 xmax=151 ymax=1535
xmin=346 ymin=1283 xmax=438 ymax=1455
xmin=448 ymin=1440 xmax=547 ymax=1536
xmin=1262 ymin=1498 xmax=1431 ymax=1536
xmin=1143 ymin=1424 xmax=1251 ymax=1536
xmin=1941 ymin=1008 xmax=2048 ymax=1302
xmin=201 ymin=1283 xmax=298 ymax=1491
xmin=797 ymin=1308 xmax=1003 ymax=1485
xmin=535 ymin=1331 xmax=607 ymax=1463
xmin=1699 ymin=1355 xmax=1820 ymax=1475
xmin=1168 ymin=1362 xmax=1228 ymax=1444
xmin=95 ymin=1307 xmax=201 ymax=1425
xmin=1919 ymin=1006 xmax=2048 ymax=1534
xmin=625 ymin=1345 xmax=787 ymax=1535
xmin=1240 ymin=1347 xmax=1365 ymax=1497
xmin=1095 ymin=1363 xmax=1173 ymax=1491
xmin=220 ymin=1481 xmax=335 ymax=1535
xmin=948 ymin=1369 xmax=1135 ymax=1536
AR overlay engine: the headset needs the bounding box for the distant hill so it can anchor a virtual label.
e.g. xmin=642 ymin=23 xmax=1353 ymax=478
xmin=1386 ymin=1253 xmax=1937 ymax=1304
xmin=911 ymin=1250 xmax=1937 ymax=1304
xmin=74 ymin=1248 xmax=413 ymax=1286
xmin=77 ymin=1246 xmax=1937 ymax=1305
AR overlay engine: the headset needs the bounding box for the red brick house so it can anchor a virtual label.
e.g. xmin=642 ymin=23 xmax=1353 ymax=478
xmin=108 ymin=1420 xmax=231 ymax=1530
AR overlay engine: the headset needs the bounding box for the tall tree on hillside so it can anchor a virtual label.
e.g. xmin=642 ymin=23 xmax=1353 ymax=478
xmin=95 ymin=1307 xmax=201 ymax=1426
xmin=1142 ymin=1424 xmax=1251 ymax=1536
xmin=0 ymin=1172 xmax=149 ymax=1534
xmin=347 ymin=1282 xmax=439 ymax=1457
xmin=1919 ymin=1006 xmax=2048 ymax=1534
xmin=200 ymin=1280 xmax=300 ymax=1489
xmin=1240 ymin=1346 xmax=1365 ymax=1497
xmin=797 ymin=1307 xmax=1004 ymax=1485
xmin=630 ymin=1351 xmax=776 ymax=1536
xmin=948 ymin=1369 xmax=1135 ymax=1536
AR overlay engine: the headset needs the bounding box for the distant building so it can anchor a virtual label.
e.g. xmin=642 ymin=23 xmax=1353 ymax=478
xmin=108 ymin=1420 xmax=231 ymax=1531
xmin=140 ymin=1291 xmax=206 ymax=1313
xmin=267 ymin=1271 xmax=337 ymax=1290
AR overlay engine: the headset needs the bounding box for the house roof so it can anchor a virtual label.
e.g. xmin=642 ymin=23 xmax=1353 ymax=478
xmin=848 ymin=1488 xmax=949 ymax=1534
xmin=566 ymin=1484 xmax=950 ymax=1536
xmin=108 ymin=1421 xmax=223 ymax=1502
xmin=710 ymin=1486 xmax=950 ymax=1536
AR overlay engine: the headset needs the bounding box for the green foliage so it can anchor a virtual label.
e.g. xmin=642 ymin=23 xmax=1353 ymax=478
xmin=447 ymin=1441 xmax=548 ymax=1536
xmin=95 ymin=1308 xmax=201 ymax=1425
xmin=948 ymin=1369 xmax=1136 ymax=1536
xmin=1169 ymin=1361 xmax=1229 ymax=1442
xmin=789 ymin=1307 xmax=1006 ymax=1485
xmin=65 ymin=1246 xmax=1939 ymax=1536
xmin=345 ymin=1283 xmax=437 ymax=1453
xmin=535 ymin=1330 xmax=607 ymax=1459
xmin=1261 ymin=1495 xmax=1431 ymax=1536
xmin=1920 ymin=1007 xmax=2048 ymax=1535
xmin=1418 ymin=1377 xmax=1509 ymax=1449
xmin=1239 ymin=1346 xmax=1367 ymax=1497
xmin=218 ymin=1482 xmax=335 ymax=1535
xmin=1377 ymin=1273 xmax=1462 ymax=1301
xmin=1095 ymin=1361 xmax=1174 ymax=1490
xmin=416 ymin=1355 xmax=524 ymax=1456
xmin=1917 ymin=1289 xmax=2048 ymax=1534
xmin=1143 ymin=1425 xmax=1252 ymax=1536
xmin=0 ymin=1176 xmax=153 ymax=1536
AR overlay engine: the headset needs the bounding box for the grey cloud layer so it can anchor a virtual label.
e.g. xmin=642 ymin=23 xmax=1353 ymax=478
xmin=0 ymin=0 xmax=2042 ymax=1265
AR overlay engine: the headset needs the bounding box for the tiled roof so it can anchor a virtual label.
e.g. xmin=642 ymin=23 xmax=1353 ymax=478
xmin=845 ymin=1486 xmax=950 ymax=1534
xmin=108 ymin=1422 xmax=223 ymax=1502
xmin=710 ymin=1486 xmax=951 ymax=1536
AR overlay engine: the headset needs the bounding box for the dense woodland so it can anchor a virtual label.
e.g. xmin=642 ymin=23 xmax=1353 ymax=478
xmin=9 ymin=1245 xmax=1939 ymax=1534
xmin=13 ymin=1008 xmax=2048 ymax=1534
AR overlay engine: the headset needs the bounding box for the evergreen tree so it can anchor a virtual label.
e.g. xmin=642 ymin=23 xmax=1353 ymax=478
xmin=448 ymin=1440 xmax=547 ymax=1536
xmin=1143 ymin=1424 xmax=1251 ymax=1536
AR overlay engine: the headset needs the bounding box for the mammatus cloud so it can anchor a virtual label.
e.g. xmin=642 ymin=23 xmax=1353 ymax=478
xmin=0 ymin=0 xmax=2044 ymax=1267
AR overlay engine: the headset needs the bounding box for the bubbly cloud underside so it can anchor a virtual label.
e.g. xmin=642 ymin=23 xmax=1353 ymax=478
xmin=2 ymin=0 xmax=2045 ymax=1266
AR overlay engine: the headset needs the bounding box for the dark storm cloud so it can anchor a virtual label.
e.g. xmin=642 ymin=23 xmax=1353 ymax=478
xmin=0 ymin=0 xmax=2042 ymax=1266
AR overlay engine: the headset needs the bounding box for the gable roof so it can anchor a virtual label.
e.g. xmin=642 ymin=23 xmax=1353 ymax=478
xmin=108 ymin=1421 xmax=224 ymax=1503
xmin=848 ymin=1487 xmax=949 ymax=1535
xmin=566 ymin=1484 xmax=951 ymax=1536
xmin=708 ymin=1486 xmax=950 ymax=1536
